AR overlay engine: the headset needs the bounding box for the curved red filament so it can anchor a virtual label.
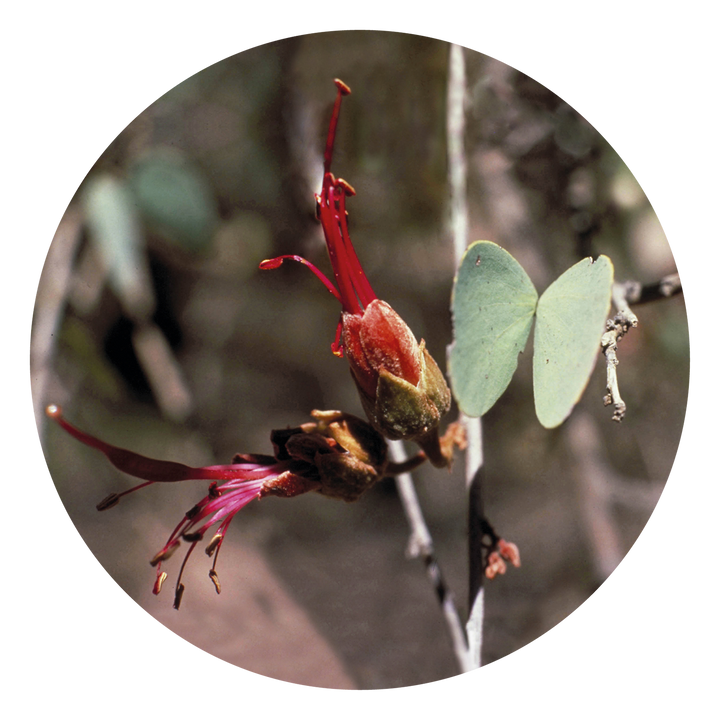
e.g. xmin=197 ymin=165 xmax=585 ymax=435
xmin=260 ymin=78 xmax=377 ymax=323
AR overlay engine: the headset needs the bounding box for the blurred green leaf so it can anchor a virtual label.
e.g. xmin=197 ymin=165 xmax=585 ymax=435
xmin=81 ymin=173 xmax=152 ymax=314
xmin=533 ymin=256 xmax=614 ymax=428
xmin=449 ymin=241 xmax=538 ymax=416
xmin=129 ymin=149 xmax=218 ymax=253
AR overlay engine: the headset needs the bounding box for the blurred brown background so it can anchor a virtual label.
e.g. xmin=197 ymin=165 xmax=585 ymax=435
xmin=32 ymin=31 xmax=688 ymax=689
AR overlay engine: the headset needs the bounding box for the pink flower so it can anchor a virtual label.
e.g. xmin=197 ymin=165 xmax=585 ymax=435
xmin=260 ymin=80 xmax=453 ymax=464
xmin=46 ymin=405 xmax=389 ymax=608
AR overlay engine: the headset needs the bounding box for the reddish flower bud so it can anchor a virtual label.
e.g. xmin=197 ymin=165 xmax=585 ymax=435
xmin=497 ymin=538 xmax=521 ymax=568
xmin=484 ymin=535 xmax=521 ymax=580
xmin=342 ymin=299 xmax=451 ymax=450
xmin=341 ymin=300 xmax=422 ymax=398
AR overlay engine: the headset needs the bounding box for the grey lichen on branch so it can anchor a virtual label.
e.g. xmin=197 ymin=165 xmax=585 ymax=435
xmin=601 ymin=273 xmax=682 ymax=422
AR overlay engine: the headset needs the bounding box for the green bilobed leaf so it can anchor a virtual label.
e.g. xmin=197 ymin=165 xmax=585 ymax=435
xmin=449 ymin=241 xmax=539 ymax=417
xmin=533 ymin=255 xmax=614 ymax=428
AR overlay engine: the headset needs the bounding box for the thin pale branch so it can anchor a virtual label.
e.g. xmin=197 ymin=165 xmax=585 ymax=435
xmin=447 ymin=42 xmax=486 ymax=667
xmin=447 ymin=43 xmax=469 ymax=263
xmin=389 ymin=441 xmax=474 ymax=673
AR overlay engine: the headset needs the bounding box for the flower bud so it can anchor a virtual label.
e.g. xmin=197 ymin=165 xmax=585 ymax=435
xmin=342 ymin=299 xmax=452 ymax=455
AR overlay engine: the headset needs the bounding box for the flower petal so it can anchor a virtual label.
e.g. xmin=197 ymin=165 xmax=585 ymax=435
xmin=45 ymin=405 xmax=278 ymax=483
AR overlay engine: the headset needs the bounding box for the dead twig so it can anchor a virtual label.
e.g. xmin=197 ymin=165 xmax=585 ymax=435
xmin=601 ymin=273 xmax=682 ymax=422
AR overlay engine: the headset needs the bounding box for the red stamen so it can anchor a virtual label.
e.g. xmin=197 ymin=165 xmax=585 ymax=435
xmin=324 ymin=79 xmax=351 ymax=174
xmin=260 ymin=78 xmax=378 ymax=351
xmin=331 ymin=318 xmax=344 ymax=357
xmin=259 ymin=255 xmax=341 ymax=302
xmin=317 ymin=182 xmax=365 ymax=315
xmin=96 ymin=481 xmax=154 ymax=511
xmin=316 ymin=81 xmax=377 ymax=315
xmin=333 ymin=185 xmax=377 ymax=307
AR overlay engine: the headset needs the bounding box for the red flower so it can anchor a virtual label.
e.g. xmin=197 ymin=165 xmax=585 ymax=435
xmin=260 ymin=80 xmax=453 ymax=465
xmin=46 ymin=405 xmax=392 ymax=608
